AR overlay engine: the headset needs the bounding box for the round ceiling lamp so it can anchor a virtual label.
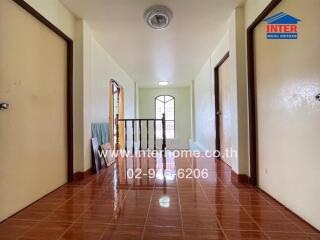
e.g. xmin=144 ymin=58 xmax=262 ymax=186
xmin=158 ymin=81 xmax=169 ymax=86
xmin=144 ymin=5 xmax=173 ymax=30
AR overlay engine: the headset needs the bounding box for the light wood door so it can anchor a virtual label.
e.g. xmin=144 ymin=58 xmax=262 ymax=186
xmin=109 ymin=80 xmax=124 ymax=150
xmin=254 ymin=0 xmax=320 ymax=229
xmin=218 ymin=57 xmax=232 ymax=166
xmin=0 ymin=0 xmax=68 ymax=221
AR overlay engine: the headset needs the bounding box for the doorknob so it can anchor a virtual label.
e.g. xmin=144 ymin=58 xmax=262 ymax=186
xmin=216 ymin=111 xmax=221 ymax=116
xmin=0 ymin=103 xmax=9 ymax=110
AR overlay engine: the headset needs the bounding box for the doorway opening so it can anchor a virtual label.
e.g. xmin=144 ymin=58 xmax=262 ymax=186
xmin=214 ymin=52 xmax=231 ymax=166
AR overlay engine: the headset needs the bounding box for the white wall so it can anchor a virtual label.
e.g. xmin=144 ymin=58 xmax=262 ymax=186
xmin=24 ymin=0 xmax=75 ymax=39
xmin=244 ymin=0 xmax=272 ymax=28
xmin=230 ymin=7 xmax=248 ymax=175
xmin=139 ymin=87 xmax=191 ymax=150
xmin=73 ymin=20 xmax=85 ymax=172
xmin=194 ymin=50 xmax=221 ymax=152
xmin=194 ymin=7 xmax=248 ymax=174
xmin=194 ymin=32 xmax=228 ymax=153
xmin=242 ymin=0 xmax=272 ymax=176
xmin=190 ymin=80 xmax=195 ymax=141
xmin=193 ymin=1 xmax=273 ymax=175
xmin=135 ymin=82 xmax=139 ymax=118
xmin=82 ymin=21 xmax=135 ymax=170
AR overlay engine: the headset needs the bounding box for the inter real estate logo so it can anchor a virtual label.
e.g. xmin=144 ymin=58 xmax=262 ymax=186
xmin=264 ymin=12 xmax=301 ymax=39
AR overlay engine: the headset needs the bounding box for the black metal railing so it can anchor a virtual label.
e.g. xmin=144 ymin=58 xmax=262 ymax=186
xmin=115 ymin=113 xmax=166 ymax=154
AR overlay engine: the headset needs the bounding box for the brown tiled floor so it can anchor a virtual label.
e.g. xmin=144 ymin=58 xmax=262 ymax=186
xmin=0 ymin=154 xmax=319 ymax=239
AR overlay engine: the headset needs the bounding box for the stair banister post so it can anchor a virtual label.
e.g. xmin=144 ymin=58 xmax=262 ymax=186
xmin=116 ymin=114 xmax=119 ymax=151
xmin=124 ymin=120 xmax=127 ymax=152
xmin=162 ymin=113 xmax=166 ymax=154
xmin=153 ymin=120 xmax=156 ymax=151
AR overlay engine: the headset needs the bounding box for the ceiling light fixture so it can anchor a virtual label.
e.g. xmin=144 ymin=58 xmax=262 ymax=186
xmin=144 ymin=5 xmax=173 ymax=30
xmin=158 ymin=81 xmax=169 ymax=86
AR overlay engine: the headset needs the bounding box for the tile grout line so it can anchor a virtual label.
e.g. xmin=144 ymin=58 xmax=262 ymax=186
xmin=6 ymin=155 xmax=317 ymax=240
xmin=190 ymin=156 xmax=230 ymax=240
xmin=176 ymin=156 xmax=188 ymax=240
xmin=12 ymin=221 xmax=38 ymax=240
xmin=223 ymin=181 xmax=271 ymax=240
xmin=56 ymin=192 xmax=101 ymax=238
xmin=257 ymin=190 xmax=314 ymax=238
xmin=196 ymin=157 xmax=230 ymax=240
xmin=239 ymin=204 xmax=271 ymax=240
xmin=194 ymin=157 xmax=314 ymax=239
xmin=140 ymin=156 xmax=156 ymax=240
xmin=198 ymin=180 xmax=230 ymax=240
xmin=15 ymin=184 xmax=86 ymax=240
xmin=214 ymin=157 xmax=316 ymax=238
xmin=97 ymin=156 xmax=136 ymax=240
xmin=54 ymin=172 xmax=114 ymax=240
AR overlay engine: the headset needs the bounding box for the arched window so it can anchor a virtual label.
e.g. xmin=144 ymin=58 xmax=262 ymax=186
xmin=155 ymin=95 xmax=175 ymax=139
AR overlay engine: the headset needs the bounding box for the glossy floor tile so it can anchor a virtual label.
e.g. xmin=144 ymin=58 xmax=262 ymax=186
xmin=0 ymin=154 xmax=319 ymax=239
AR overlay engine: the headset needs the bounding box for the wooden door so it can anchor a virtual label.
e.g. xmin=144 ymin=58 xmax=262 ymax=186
xmin=0 ymin=0 xmax=70 ymax=221
xmin=218 ymin=57 xmax=232 ymax=166
xmin=254 ymin=0 xmax=320 ymax=229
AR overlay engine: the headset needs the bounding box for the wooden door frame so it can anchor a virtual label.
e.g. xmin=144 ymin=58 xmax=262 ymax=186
xmin=214 ymin=51 xmax=229 ymax=155
xmin=12 ymin=0 xmax=74 ymax=181
xmin=247 ymin=0 xmax=282 ymax=186
xmin=109 ymin=79 xmax=124 ymax=149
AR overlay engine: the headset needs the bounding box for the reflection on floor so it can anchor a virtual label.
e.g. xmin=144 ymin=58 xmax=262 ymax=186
xmin=0 ymin=154 xmax=319 ymax=240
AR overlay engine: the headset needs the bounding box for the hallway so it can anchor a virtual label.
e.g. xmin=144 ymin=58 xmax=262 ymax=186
xmin=1 ymin=0 xmax=320 ymax=238
xmin=0 ymin=155 xmax=318 ymax=240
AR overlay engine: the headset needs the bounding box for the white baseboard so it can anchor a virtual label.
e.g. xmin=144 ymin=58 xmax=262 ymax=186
xmin=189 ymin=139 xmax=207 ymax=152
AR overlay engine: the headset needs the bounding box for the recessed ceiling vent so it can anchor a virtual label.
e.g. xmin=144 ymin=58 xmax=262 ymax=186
xmin=144 ymin=5 xmax=173 ymax=30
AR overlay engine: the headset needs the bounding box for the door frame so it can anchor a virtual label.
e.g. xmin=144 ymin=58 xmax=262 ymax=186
xmin=13 ymin=0 xmax=74 ymax=181
xmin=109 ymin=79 xmax=124 ymax=149
xmin=214 ymin=51 xmax=229 ymax=156
xmin=247 ymin=0 xmax=282 ymax=186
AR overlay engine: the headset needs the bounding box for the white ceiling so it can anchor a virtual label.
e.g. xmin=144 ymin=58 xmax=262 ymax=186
xmin=61 ymin=0 xmax=243 ymax=87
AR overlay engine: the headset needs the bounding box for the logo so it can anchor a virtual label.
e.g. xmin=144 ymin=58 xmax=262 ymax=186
xmin=264 ymin=12 xmax=301 ymax=39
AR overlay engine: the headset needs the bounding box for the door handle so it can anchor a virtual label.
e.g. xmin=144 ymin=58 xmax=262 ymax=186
xmin=0 ymin=103 xmax=9 ymax=110
xmin=216 ymin=111 xmax=221 ymax=116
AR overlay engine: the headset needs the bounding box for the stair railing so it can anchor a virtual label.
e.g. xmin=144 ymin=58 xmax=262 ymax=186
xmin=115 ymin=113 xmax=166 ymax=154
